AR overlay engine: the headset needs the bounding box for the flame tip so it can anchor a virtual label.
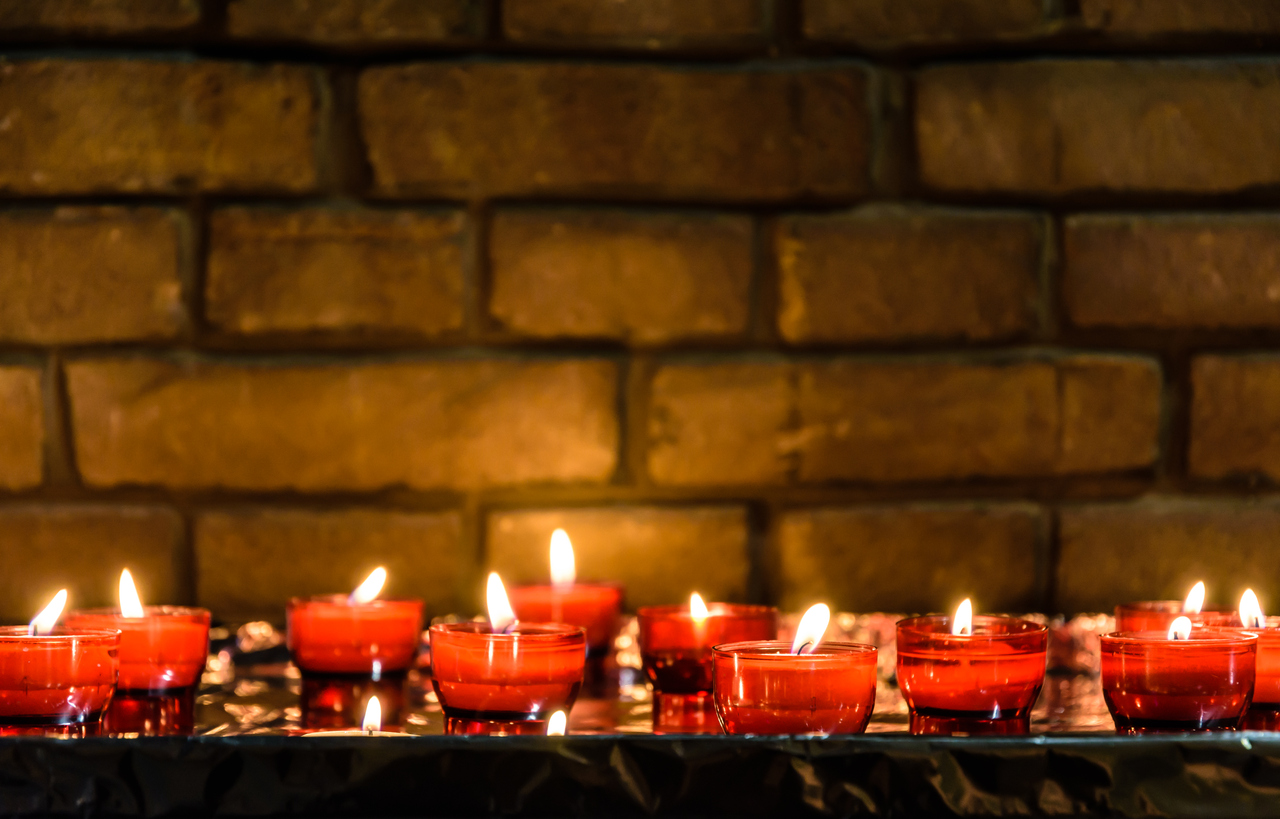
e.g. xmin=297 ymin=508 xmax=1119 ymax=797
xmin=690 ymin=592 xmax=709 ymax=622
xmin=951 ymin=598 xmax=973 ymax=636
xmin=487 ymin=572 xmax=517 ymax=632
xmin=791 ymin=602 xmax=831 ymax=654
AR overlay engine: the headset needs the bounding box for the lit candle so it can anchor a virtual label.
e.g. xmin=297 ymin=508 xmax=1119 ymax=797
xmin=1238 ymin=589 xmax=1280 ymax=729
xmin=286 ymin=567 xmax=424 ymax=675
xmin=65 ymin=570 xmax=210 ymax=736
xmin=896 ymin=599 xmax=1048 ymax=736
xmin=1115 ymin=580 xmax=1242 ymax=632
xmin=430 ymin=573 xmax=586 ymax=735
xmin=0 ymin=591 xmax=120 ymax=737
xmin=712 ymin=603 xmax=877 ymax=736
xmin=308 ymin=696 xmax=404 ymax=737
xmin=507 ymin=529 xmax=624 ymax=657
xmin=1102 ymin=615 xmax=1257 ymax=734
xmin=637 ymin=593 xmax=777 ymax=733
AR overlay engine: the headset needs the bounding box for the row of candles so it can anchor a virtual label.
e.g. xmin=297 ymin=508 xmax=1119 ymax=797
xmin=0 ymin=528 xmax=1274 ymax=737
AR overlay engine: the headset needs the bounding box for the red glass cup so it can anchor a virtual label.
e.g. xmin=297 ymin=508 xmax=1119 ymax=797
xmin=1115 ymin=601 xmax=1241 ymax=633
xmin=896 ymin=615 xmax=1048 ymax=736
xmin=638 ymin=603 xmax=777 ymax=732
xmin=0 ymin=627 xmax=120 ymax=736
xmin=1242 ymin=618 xmax=1280 ymax=730
xmin=1101 ymin=629 xmax=1257 ymax=734
xmin=429 ymin=622 xmax=585 ymax=735
xmin=65 ymin=606 xmax=210 ymax=735
xmin=712 ymin=641 xmax=877 ymax=735
xmin=508 ymin=582 xmax=623 ymax=657
xmin=287 ymin=596 xmax=423 ymax=674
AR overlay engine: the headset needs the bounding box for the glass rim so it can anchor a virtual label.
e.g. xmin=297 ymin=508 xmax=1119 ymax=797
xmin=509 ymin=580 xmax=625 ymax=592
xmin=0 ymin=626 xmax=122 ymax=643
xmin=66 ymin=605 xmax=211 ymax=621
xmin=429 ymin=621 xmax=586 ymax=643
xmin=712 ymin=639 xmax=876 ymax=660
xmin=289 ymin=595 xmax=424 ymax=607
xmin=1115 ymin=600 xmax=1238 ymax=613
xmin=636 ymin=603 xmax=777 ymax=622
xmin=1102 ymin=628 xmax=1259 ymax=646
xmin=897 ymin=613 xmax=1048 ymax=640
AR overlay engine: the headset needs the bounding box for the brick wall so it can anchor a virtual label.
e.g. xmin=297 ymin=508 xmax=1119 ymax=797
xmin=2 ymin=0 xmax=1279 ymax=621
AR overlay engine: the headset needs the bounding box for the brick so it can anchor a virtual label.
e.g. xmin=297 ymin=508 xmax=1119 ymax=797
xmin=0 ymin=208 xmax=185 ymax=344
xmin=1065 ymin=214 xmax=1280 ymax=330
xmin=648 ymin=356 xmax=1160 ymax=485
xmin=0 ymin=505 xmax=182 ymax=622
xmin=360 ymin=63 xmax=867 ymax=201
xmin=66 ymin=357 xmax=617 ymax=491
xmin=0 ymin=60 xmax=317 ymax=195
xmin=0 ymin=365 xmax=43 ymax=489
xmin=917 ymin=61 xmax=1280 ymax=195
xmin=777 ymin=504 xmax=1041 ymax=612
xmin=777 ymin=207 xmax=1042 ymax=344
xmin=196 ymin=509 xmax=465 ymax=622
xmin=227 ymin=0 xmax=481 ymax=44
xmin=1081 ymin=0 xmax=1280 ymax=36
xmin=207 ymin=208 xmax=466 ymax=337
xmin=487 ymin=506 xmax=749 ymax=609
xmin=489 ymin=209 xmax=751 ymax=344
xmin=1058 ymin=500 xmax=1280 ymax=614
xmin=0 ymin=0 xmax=199 ymax=33
xmin=503 ymin=0 xmax=768 ymax=49
xmin=802 ymin=0 xmax=1049 ymax=48
xmin=1189 ymin=356 xmax=1280 ymax=481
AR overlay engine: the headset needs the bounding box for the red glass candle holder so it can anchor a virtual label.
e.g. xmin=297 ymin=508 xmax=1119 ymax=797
xmin=712 ymin=640 xmax=877 ymax=735
xmin=896 ymin=615 xmax=1048 ymax=736
xmin=429 ymin=622 xmax=585 ymax=735
xmin=65 ymin=606 xmax=210 ymax=735
xmin=0 ymin=627 xmax=120 ymax=736
xmin=1101 ymin=629 xmax=1257 ymax=734
xmin=287 ymin=596 xmax=423 ymax=674
xmin=638 ymin=603 xmax=777 ymax=732
xmin=1114 ymin=601 xmax=1241 ymax=633
xmin=1242 ymin=618 xmax=1280 ymax=730
xmin=508 ymin=582 xmax=623 ymax=657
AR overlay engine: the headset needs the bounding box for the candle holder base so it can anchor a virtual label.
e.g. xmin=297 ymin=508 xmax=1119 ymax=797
xmin=103 ymin=687 xmax=196 ymax=736
xmin=1243 ymin=706 xmax=1280 ymax=731
xmin=909 ymin=710 xmax=1031 ymax=736
xmin=1112 ymin=715 xmax=1242 ymax=735
xmin=0 ymin=719 xmax=103 ymax=738
xmin=444 ymin=715 xmax=547 ymax=735
xmin=300 ymin=671 xmax=406 ymax=730
xmin=652 ymin=691 xmax=720 ymax=734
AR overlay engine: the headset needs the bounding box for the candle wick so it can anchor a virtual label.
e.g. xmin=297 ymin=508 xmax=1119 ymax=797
xmin=793 ymin=639 xmax=812 ymax=655
xmin=502 ymin=620 xmax=518 ymax=635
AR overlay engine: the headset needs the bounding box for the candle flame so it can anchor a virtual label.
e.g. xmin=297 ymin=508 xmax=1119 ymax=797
xmin=361 ymin=696 xmax=382 ymax=733
xmin=951 ymin=598 xmax=973 ymax=636
xmin=1183 ymin=581 xmax=1205 ymax=614
xmin=1241 ymin=589 xmax=1266 ymax=629
xmin=690 ymin=592 xmax=709 ymax=623
xmin=350 ymin=567 xmax=387 ymax=605
xmin=487 ymin=572 xmax=517 ymax=633
xmin=791 ymin=603 xmax=831 ymax=655
xmin=546 ymin=710 xmax=567 ymax=736
xmin=550 ymin=529 xmax=576 ymax=590
xmin=28 ymin=589 xmax=67 ymax=636
xmin=119 ymin=569 xmax=145 ymax=617
xmin=1168 ymin=615 xmax=1193 ymax=641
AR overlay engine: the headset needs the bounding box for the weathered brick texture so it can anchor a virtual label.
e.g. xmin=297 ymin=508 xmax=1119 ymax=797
xmin=917 ymin=61 xmax=1280 ymax=195
xmin=1189 ymin=356 xmax=1280 ymax=481
xmin=207 ymin=208 xmax=466 ymax=338
xmin=0 ymin=60 xmax=317 ymax=194
xmin=503 ymin=0 xmax=769 ymax=49
xmin=0 ymin=0 xmax=199 ymax=33
xmin=802 ymin=0 xmax=1050 ymax=48
xmin=0 ymin=505 xmax=182 ymax=622
xmin=359 ymin=63 xmax=868 ymax=200
xmin=776 ymin=504 xmax=1041 ymax=613
xmin=0 ymin=365 xmax=43 ymax=490
xmin=66 ymin=358 xmax=618 ymax=491
xmin=196 ymin=509 xmax=465 ymax=622
xmin=489 ymin=209 xmax=752 ymax=344
xmin=1057 ymin=500 xmax=1280 ymax=613
xmin=1080 ymin=0 xmax=1280 ymax=35
xmin=777 ymin=207 xmax=1042 ymax=344
xmin=649 ymin=356 xmax=1161 ymax=485
xmin=1065 ymin=214 xmax=1280 ymax=330
xmin=227 ymin=0 xmax=482 ymax=44
xmin=487 ymin=506 xmax=749 ymax=608
xmin=0 ymin=208 xmax=185 ymax=344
